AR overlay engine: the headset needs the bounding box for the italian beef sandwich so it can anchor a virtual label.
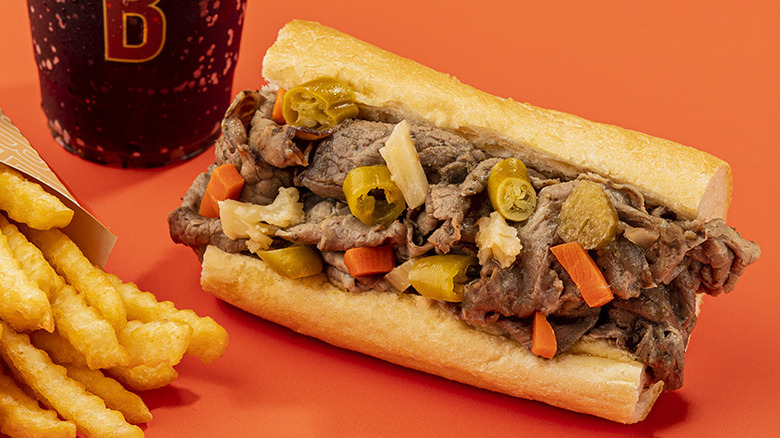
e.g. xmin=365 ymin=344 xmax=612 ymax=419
xmin=168 ymin=19 xmax=760 ymax=423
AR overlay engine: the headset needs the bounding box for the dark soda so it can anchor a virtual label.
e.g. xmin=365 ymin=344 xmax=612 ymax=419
xmin=27 ymin=0 xmax=246 ymax=168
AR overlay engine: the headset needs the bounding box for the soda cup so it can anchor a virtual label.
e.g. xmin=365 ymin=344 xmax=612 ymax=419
xmin=27 ymin=0 xmax=247 ymax=168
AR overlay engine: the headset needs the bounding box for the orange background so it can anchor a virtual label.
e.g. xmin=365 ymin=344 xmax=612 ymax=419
xmin=1 ymin=1 xmax=778 ymax=436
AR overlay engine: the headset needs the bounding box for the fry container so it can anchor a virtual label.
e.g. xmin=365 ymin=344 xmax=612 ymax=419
xmin=0 ymin=108 xmax=115 ymax=265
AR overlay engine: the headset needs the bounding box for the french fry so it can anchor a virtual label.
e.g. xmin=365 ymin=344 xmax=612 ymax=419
xmin=28 ymin=330 xmax=88 ymax=369
xmin=0 ymin=163 xmax=73 ymax=230
xmin=0 ymin=322 xmax=143 ymax=438
xmin=63 ymin=365 xmax=152 ymax=425
xmin=50 ymin=285 xmax=129 ymax=369
xmin=119 ymin=320 xmax=192 ymax=368
xmin=31 ymin=330 xmax=179 ymax=392
xmin=0 ymin=214 xmax=65 ymax=297
xmin=20 ymin=226 xmax=127 ymax=332
xmin=0 ymin=231 xmax=54 ymax=332
xmin=1 ymin=216 xmax=128 ymax=368
xmin=108 ymin=274 xmax=229 ymax=362
xmin=107 ymin=363 xmax=179 ymax=392
xmin=0 ymin=370 xmax=77 ymax=438
xmin=0 ymin=158 xmax=228 ymax=434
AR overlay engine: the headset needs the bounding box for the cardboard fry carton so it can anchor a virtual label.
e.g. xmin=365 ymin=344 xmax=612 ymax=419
xmin=0 ymin=108 xmax=116 ymax=266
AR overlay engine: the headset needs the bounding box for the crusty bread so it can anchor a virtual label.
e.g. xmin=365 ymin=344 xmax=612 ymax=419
xmin=196 ymin=20 xmax=728 ymax=423
xmin=263 ymin=19 xmax=731 ymax=221
xmin=202 ymin=246 xmax=662 ymax=423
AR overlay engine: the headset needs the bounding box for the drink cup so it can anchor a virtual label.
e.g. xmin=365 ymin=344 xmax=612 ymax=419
xmin=27 ymin=0 xmax=247 ymax=168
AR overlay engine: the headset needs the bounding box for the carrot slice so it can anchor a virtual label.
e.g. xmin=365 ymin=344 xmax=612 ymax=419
xmin=272 ymin=88 xmax=287 ymax=124
xmin=550 ymin=242 xmax=614 ymax=307
xmin=343 ymin=246 xmax=395 ymax=277
xmin=198 ymin=164 xmax=245 ymax=218
xmin=531 ymin=311 xmax=557 ymax=359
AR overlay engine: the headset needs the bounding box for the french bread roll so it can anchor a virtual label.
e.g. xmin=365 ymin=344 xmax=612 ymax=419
xmin=262 ymin=19 xmax=731 ymax=221
xmin=202 ymin=245 xmax=663 ymax=423
xmin=195 ymin=20 xmax=735 ymax=423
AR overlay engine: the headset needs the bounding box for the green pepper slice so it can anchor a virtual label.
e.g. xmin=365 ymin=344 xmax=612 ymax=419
xmin=487 ymin=157 xmax=537 ymax=222
xmin=257 ymin=245 xmax=323 ymax=279
xmin=343 ymin=165 xmax=406 ymax=226
xmin=282 ymin=77 xmax=360 ymax=131
xmin=408 ymin=254 xmax=478 ymax=302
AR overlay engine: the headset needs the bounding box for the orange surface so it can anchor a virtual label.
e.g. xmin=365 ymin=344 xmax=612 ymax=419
xmin=1 ymin=1 xmax=778 ymax=436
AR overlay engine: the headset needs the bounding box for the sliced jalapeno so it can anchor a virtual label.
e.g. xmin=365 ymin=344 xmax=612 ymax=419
xmin=257 ymin=245 xmax=323 ymax=279
xmin=408 ymin=254 xmax=479 ymax=302
xmin=282 ymin=77 xmax=359 ymax=131
xmin=487 ymin=158 xmax=537 ymax=222
xmin=343 ymin=165 xmax=406 ymax=226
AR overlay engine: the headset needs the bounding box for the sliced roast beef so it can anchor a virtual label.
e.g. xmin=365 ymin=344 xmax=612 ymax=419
xmin=446 ymin=299 xmax=599 ymax=355
xmin=549 ymin=313 xmax=601 ymax=353
xmin=297 ymin=119 xmax=487 ymax=200
xmin=425 ymin=184 xmax=471 ymax=253
xmin=410 ymin=208 xmax=439 ymax=240
xmin=582 ymin=173 xmax=646 ymax=211
xmin=460 ymin=182 xmax=577 ymax=321
xmin=277 ymin=213 xmax=407 ymax=252
xmin=460 ymin=157 xmax=501 ymax=197
xmin=449 ymin=174 xmax=759 ymax=390
xmin=590 ymin=305 xmax=688 ymax=390
xmin=170 ymin=92 xmax=761 ymax=393
xmin=248 ymin=115 xmax=308 ymax=168
xmin=168 ymin=207 xmax=247 ymax=258
xmin=429 ymin=184 xmax=469 ymax=223
xmin=597 ymin=236 xmax=656 ymax=300
xmin=610 ymin=287 xmax=682 ymax=329
xmin=685 ymin=219 xmax=760 ymax=294
xmin=295 ymin=119 xmax=393 ymax=199
xmin=412 ymin=124 xmax=486 ymax=184
xmin=215 ymin=90 xmax=295 ymax=205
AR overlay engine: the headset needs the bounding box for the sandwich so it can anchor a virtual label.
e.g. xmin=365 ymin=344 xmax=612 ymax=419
xmin=168 ymin=19 xmax=760 ymax=423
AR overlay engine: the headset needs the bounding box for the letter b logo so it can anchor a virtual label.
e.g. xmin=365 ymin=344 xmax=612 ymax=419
xmin=103 ymin=0 xmax=166 ymax=63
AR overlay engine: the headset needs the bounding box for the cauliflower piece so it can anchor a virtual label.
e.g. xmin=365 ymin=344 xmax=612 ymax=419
xmin=475 ymin=212 xmax=523 ymax=268
xmin=219 ymin=187 xmax=305 ymax=252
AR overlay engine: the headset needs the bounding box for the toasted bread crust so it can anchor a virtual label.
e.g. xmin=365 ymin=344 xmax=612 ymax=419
xmin=202 ymin=246 xmax=661 ymax=423
xmin=263 ymin=19 xmax=731 ymax=220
